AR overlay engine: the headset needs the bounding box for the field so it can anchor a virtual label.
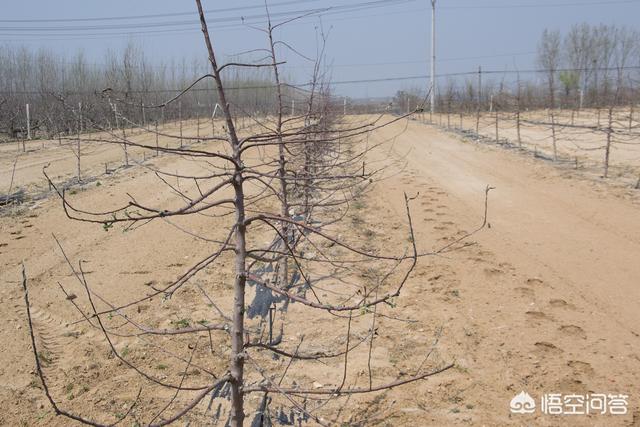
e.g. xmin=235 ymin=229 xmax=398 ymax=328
xmin=0 ymin=119 xmax=227 ymax=197
xmin=426 ymin=108 xmax=640 ymax=186
xmin=2 ymin=114 xmax=640 ymax=426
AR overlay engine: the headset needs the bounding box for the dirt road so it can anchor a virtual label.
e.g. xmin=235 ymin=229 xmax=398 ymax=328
xmin=379 ymin=118 xmax=640 ymax=326
xmin=365 ymin=116 xmax=640 ymax=425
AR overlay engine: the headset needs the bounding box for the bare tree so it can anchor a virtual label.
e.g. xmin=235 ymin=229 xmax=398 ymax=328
xmin=538 ymin=29 xmax=561 ymax=109
xmin=18 ymin=2 xmax=483 ymax=426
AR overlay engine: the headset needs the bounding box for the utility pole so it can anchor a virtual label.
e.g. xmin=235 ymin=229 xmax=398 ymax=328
xmin=430 ymin=0 xmax=436 ymax=114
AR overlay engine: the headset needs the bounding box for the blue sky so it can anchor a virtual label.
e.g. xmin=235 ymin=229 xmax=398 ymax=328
xmin=1 ymin=0 xmax=639 ymax=97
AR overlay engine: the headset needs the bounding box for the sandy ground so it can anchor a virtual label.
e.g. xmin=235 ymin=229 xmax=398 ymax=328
xmin=0 ymin=118 xmax=228 ymax=196
xmin=424 ymin=108 xmax=640 ymax=185
xmin=1 ymin=115 xmax=640 ymax=426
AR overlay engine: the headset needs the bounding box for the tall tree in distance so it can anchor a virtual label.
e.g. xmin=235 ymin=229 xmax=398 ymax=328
xmin=537 ymin=28 xmax=561 ymax=109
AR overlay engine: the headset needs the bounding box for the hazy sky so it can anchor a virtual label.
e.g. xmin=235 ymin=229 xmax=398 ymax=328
xmin=2 ymin=0 xmax=639 ymax=97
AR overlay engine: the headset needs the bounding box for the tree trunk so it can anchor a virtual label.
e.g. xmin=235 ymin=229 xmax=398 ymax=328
xmin=195 ymin=1 xmax=247 ymax=423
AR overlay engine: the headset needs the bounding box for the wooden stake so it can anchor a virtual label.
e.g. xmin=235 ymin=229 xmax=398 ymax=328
xmin=26 ymin=104 xmax=31 ymax=140
xmin=179 ymin=101 xmax=183 ymax=148
xmin=77 ymin=124 xmax=81 ymax=182
xmin=516 ymin=110 xmax=522 ymax=147
xmin=550 ymin=111 xmax=557 ymax=161
xmin=604 ymin=107 xmax=613 ymax=178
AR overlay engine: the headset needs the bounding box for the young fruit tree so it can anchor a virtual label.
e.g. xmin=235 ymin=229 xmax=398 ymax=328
xmin=19 ymin=1 xmax=494 ymax=425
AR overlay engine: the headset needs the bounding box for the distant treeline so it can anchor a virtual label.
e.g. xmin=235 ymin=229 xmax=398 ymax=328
xmin=391 ymin=23 xmax=640 ymax=115
xmin=0 ymin=42 xmax=300 ymax=139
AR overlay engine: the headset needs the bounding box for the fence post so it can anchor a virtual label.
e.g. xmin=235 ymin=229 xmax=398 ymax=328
xmin=26 ymin=103 xmax=31 ymax=140
xmin=121 ymin=122 xmax=128 ymax=167
xmin=179 ymin=101 xmax=183 ymax=148
xmin=550 ymin=110 xmax=557 ymax=161
xmin=155 ymin=120 xmax=159 ymax=156
xmin=459 ymin=112 xmax=463 ymax=129
xmin=494 ymin=109 xmax=499 ymax=143
xmin=516 ymin=109 xmax=522 ymax=147
xmin=197 ymin=114 xmax=201 ymax=142
xmin=579 ymin=88 xmax=584 ymax=113
xmin=603 ymin=106 xmax=613 ymax=178
xmin=77 ymin=109 xmax=81 ymax=182
xmin=113 ymin=103 xmax=119 ymax=129
xmin=114 ymin=104 xmax=129 ymax=167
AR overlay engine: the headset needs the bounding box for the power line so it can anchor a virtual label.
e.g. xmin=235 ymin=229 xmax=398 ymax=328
xmin=439 ymin=0 xmax=640 ymax=9
xmin=0 ymin=0 xmax=322 ymax=23
xmin=1 ymin=0 xmax=634 ymax=26
xmin=0 ymin=4 xmax=423 ymax=42
xmin=0 ymin=0 xmax=414 ymax=33
xmin=0 ymin=0 xmax=635 ymax=41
